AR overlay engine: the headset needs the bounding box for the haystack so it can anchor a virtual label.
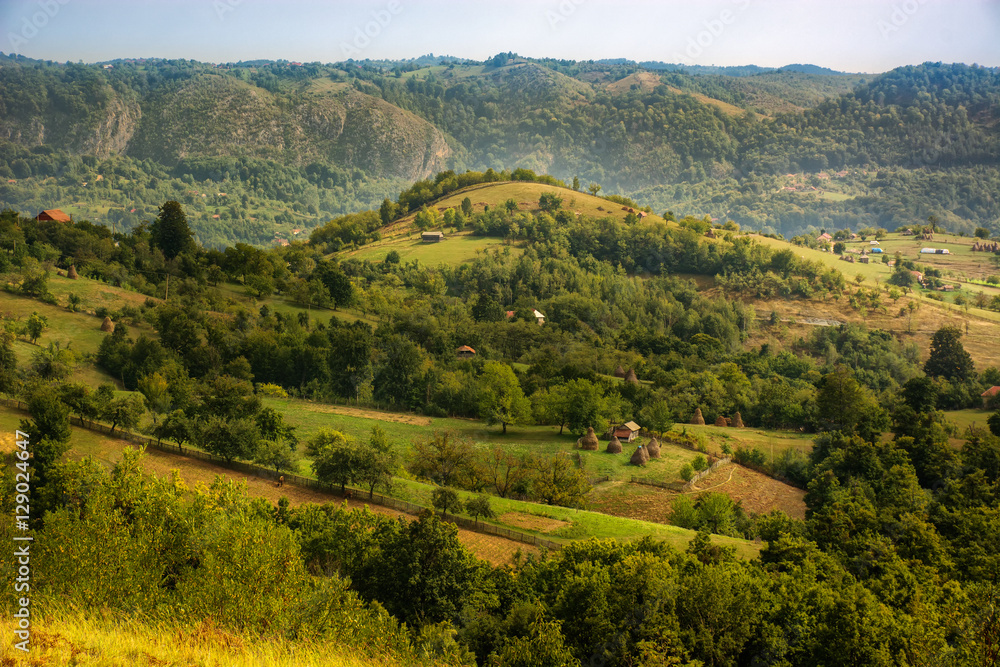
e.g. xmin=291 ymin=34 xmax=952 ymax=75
xmin=100 ymin=316 xmax=114 ymax=332
xmin=606 ymin=436 xmax=623 ymax=454
xmin=624 ymin=368 xmax=639 ymax=385
xmin=67 ymin=264 xmax=79 ymax=280
xmin=690 ymin=408 xmax=705 ymax=425
xmin=579 ymin=426 xmax=599 ymax=451
xmin=630 ymin=444 xmax=649 ymax=466
xmin=645 ymin=437 xmax=660 ymax=459
xmin=613 ymin=364 xmax=626 ymax=378
xmin=714 ymin=416 xmax=729 ymax=427
xmin=733 ymin=412 xmax=744 ymax=428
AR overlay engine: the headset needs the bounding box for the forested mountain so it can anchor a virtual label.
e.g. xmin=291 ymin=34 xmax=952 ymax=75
xmin=0 ymin=54 xmax=998 ymax=247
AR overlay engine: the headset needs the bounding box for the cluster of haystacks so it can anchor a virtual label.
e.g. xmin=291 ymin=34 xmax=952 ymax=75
xmin=691 ymin=408 xmax=705 ymax=425
xmin=733 ymin=412 xmax=744 ymax=428
xmin=624 ymin=368 xmax=639 ymax=386
xmin=100 ymin=316 xmax=115 ymax=332
xmin=645 ymin=437 xmax=661 ymax=459
xmin=578 ymin=426 xmax=599 ymax=451
xmin=714 ymin=416 xmax=730 ymax=427
xmin=606 ymin=436 xmax=623 ymax=454
xmin=613 ymin=365 xmax=626 ymax=378
xmin=630 ymin=444 xmax=649 ymax=466
xmin=67 ymin=264 xmax=79 ymax=280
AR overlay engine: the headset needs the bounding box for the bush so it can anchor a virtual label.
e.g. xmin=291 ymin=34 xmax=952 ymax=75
xmin=692 ymin=455 xmax=708 ymax=472
xmin=733 ymin=447 xmax=767 ymax=467
xmin=679 ymin=463 xmax=694 ymax=482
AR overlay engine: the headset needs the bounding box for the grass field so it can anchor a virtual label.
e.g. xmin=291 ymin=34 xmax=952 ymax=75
xmin=0 ymin=612 xmax=396 ymax=667
xmin=944 ymin=408 xmax=995 ymax=434
xmin=741 ymin=233 xmax=1000 ymax=367
xmin=347 ymin=232 xmax=511 ymax=265
xmin=264 ymin=396 xmax=704 ymax=484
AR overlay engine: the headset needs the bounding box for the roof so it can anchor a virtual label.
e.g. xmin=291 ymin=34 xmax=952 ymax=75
xmin=422 ymin=231 xmax=444 ymax=238
xmin=36 ymin=209 xmax=71 ymax=223
xmin=533 ymin=309 xmax=545 ymax=319
xmin=623 ymin=421 xmax=641 ymax=432
xmin=456 ymin=345 xmax=476 ymax=353
xmin=982 ymin=386 xmax=1000 ymax=398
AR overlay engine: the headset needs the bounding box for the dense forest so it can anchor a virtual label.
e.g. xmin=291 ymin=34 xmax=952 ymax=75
xmin=4 ymin=189 xmax=1000 ymax=664
xmin=1 ymin=55 xmax=998 ymax=245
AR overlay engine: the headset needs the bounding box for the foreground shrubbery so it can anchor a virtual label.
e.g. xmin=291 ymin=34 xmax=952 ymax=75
xmin=7 ymin=436 xmax=1000 ymax=665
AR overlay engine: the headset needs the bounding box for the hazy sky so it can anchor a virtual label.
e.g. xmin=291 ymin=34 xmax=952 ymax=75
xmin=2 ymin=0 xmax=998 ymax=72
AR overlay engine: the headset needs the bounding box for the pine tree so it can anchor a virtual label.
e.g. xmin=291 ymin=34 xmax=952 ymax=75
xmin=150 ymin=201 xmax=195 ymax=260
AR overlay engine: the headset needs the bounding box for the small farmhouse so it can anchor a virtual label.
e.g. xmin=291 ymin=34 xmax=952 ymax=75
xmin=456 ymin=345 xmax=476 ymax=359
xmin=422 ymin=231 xmax=445 ymax=243
xmin=982 ymin=386 xmax=1000 ymax=408
xmin=612 ymin=421 xmax=642 ymax=442
xmin=35 ymin=209 xmax=72 ymax=223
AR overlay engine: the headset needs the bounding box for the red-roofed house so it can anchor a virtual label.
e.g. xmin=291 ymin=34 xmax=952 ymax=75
xmin=818 ymin=232 xmax=832 ymax=242
xmin=612 ymin=421 xmax=642 ymax=442
xmin=456 ymin=345 xmax=476 ymax=359
xmin=983 ymin=386 xmax=1000 ymax=408
xmin=35 ymin=209 xmax=72 ymax=223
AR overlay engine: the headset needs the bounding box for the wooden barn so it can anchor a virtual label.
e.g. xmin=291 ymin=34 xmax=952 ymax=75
xmin=456 ymin=345 xmax=476 ymax=359
xmin=422 ymin=231 xmax=445 ymax=243
xmin=35 ymin=209 xmax=72 ymax=223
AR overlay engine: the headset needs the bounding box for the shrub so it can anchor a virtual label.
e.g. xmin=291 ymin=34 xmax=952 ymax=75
xmin=692 ymin=455 xmax=708 ymax=472
xmin=679 ymin=463 xmax=694 ymax=482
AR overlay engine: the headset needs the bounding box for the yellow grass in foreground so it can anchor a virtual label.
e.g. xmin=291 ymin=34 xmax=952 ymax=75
xmin=0 ymin=611 xmax=392 ymax=667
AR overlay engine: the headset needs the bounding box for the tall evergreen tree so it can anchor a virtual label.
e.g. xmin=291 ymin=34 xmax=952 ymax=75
xmin=924 ymin=326 xmax=975 ymax=382
xmin=150 ymin=201 xmax=195 ymax=260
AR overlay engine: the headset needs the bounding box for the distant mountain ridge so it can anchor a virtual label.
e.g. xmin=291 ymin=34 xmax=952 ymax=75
xmin=0 ymin=54 xmax=998 ymax=244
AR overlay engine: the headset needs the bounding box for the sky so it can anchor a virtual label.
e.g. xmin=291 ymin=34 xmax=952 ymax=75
xmin=2 ymin=0 xmax=999 ymax=73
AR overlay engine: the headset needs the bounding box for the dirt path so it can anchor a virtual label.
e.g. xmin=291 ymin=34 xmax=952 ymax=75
xmin=67 ymin=438 xmax=537 ymax=566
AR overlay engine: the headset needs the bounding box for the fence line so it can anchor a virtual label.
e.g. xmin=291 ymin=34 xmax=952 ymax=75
xmin=5 ymin=398 xmax=561 ymax=551
xmin=630 ymin=477 xmax=684 ymax=491
xmin=682 ymin=457 xmax=732 ymax=492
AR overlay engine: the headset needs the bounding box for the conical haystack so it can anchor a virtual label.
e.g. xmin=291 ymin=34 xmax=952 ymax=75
xmin=67 ymin=264 xmax=79 ymax=280
xmin=613 ymin=364 xmax=626 ymax=378
xmin=624 ymin=368 xmax=639 ymax=385
xmin=100 ymin=316 xmax=114 ymax=332
xmin=645 ymin=437 xmax=660 ymax=459
xmin=691 ymin=408 xmax=705 ymax=425
xmin=579 ymin=426 xmax=599 ymax=451
xmin=606 ymin=436 xmax=623 ymax=454
xmin=630 ymin=444 xmax=649 ymax=466
xmin=714 ymin=416 xmax=729 ymax=427
xmin=733 ymin=412 xmax=744 ymax=428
